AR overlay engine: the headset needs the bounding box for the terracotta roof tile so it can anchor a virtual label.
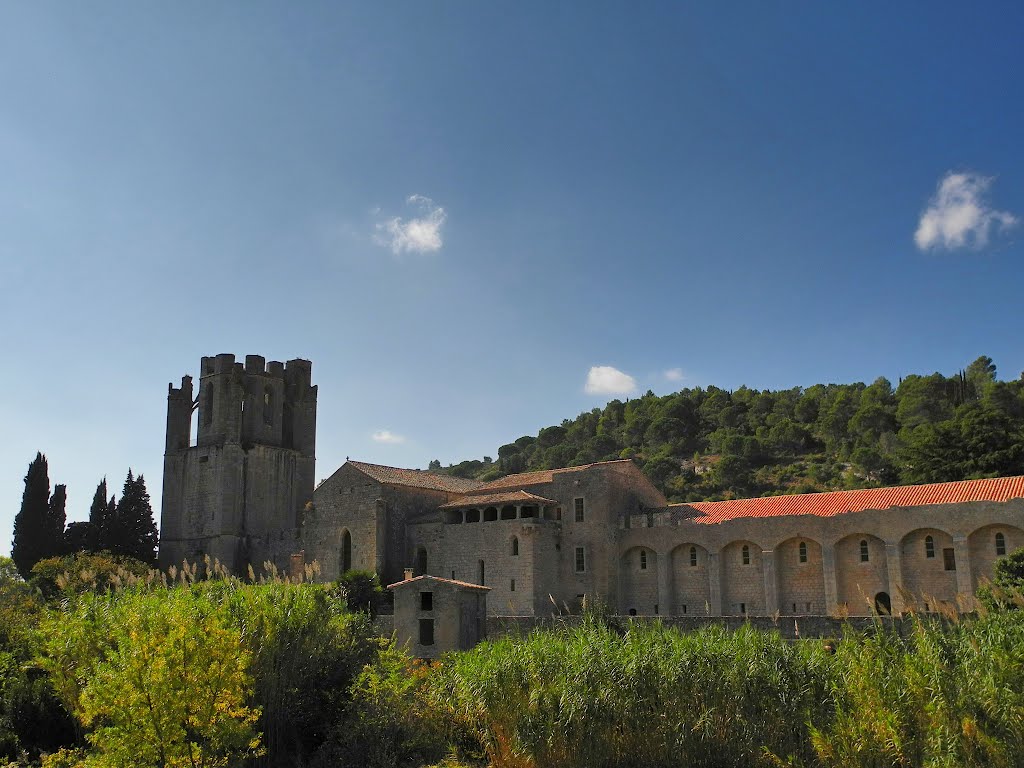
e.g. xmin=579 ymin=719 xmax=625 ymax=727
xmin=347 ymin=461 xmax=483 ymax=493
xmin=473 ymin=459 xmax=636 ymax=492
xmin=673 ymin=475 xmax=1024 ymax=525
xmin=439 ymin=490 xmax=558 ymax=509
xmin=386 ymin=574 xmax=490 ymax=591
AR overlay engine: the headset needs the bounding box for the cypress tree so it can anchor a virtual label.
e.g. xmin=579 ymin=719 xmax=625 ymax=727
xmin=88 ymin=478 xmax=110 ymax=550
xmin=48 ymin=484 xmax=67 ymax=555
xmin=12 ymin=453 xmax=52 ymax=578
xmin=112 ymin=471 xmax=158 ymax=564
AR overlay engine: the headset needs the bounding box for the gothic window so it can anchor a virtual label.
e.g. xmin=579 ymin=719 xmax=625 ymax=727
xmin=925 ymin=535 xmax=935 ymax=559
xmin=799 ymin=541 xmax=808 ymax=563
xmin=640 ymin=549 xmax=648 ymax=570
xmin=860 ymin=539 xmax=869 ymax=562
xmin=741 ymin=545 xmax=750 ymax=565
xmin=689 ymin=546 xmax=697 ymax=567
xmin=511 ymin=537 xmax=519 ymax=556
xmin=340 ymin=529 xmax=352 ymax=572
xmin=996 ymin=532 xmax=1007 ymax=556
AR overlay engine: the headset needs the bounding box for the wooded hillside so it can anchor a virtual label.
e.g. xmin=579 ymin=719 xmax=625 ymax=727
xmin=433 ymin=356 xmax=1024 ymax=502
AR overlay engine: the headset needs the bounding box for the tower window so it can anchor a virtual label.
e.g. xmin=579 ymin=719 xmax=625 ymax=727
xmin=511 ymin=537 xmax=519 ymax=556
xmin=478 ymin=559 xmax=485 ymax=585
xmin=574 ymin=497 xmax=585 ymax=522
xmin=203 ymin=386 xmax=213 ymax=426
xmin=263 ymin=387 xmax=274 ymax=426
xmin=799 ymin=541 xmax=808 ymax=563
xmin=860 ymin=540 xmax=869 ymax=562
xmin=640 ymin=549 xmax=647 ymax=570
xmin=742 ymin=545 xmax=750 ymax=565
xmin=996 ymin=532 xmax=1007 ymax=556
xmin=925 ymin=535 xmax=935 ymax=559
xmin=689 ymin=546 xmax=697 ymax=567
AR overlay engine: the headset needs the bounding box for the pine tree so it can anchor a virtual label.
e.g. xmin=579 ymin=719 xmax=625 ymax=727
xmin=12 ymin=453 xmax=53 ymax=578
xmin=111 ymin=471 xmax=158 ymax=564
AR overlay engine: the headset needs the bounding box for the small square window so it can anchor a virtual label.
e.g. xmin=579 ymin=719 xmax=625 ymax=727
xmin=420 ymin=592 xmax=433 ymax=611
xmin=574 ymin=497 xmax=585 ymax=522
xmin=575 ymin=547 xmax=586 ymax=572
xmin=419 ymin=618 xmax=434 ymax=646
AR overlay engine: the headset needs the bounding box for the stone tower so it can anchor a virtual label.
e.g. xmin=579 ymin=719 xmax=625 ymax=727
xmin=160 ymin=354 xmax=317 ymax=573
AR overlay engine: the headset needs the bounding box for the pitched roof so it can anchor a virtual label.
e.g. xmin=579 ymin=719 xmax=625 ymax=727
xmin=386 ymin=574 xmax=490 ymax=591
xmin=674 ymin=475 xmax=1024 ymax=525
xmin=472 ymin=459 xmax=637 ymax=492
xmin=346 ymin=461 xmax=483 ymax=493
xmin=439 ymin=490 xmax=558 ymax=509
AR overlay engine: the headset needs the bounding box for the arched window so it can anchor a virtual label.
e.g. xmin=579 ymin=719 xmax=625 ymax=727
xmin=640 ymin=549 xmax=647 ymax=570
xmin=263 ymin=387 xmax=274 ymax=426
xmin=511 ymin=537 xmax=519 ymax=556
xmin=689 ymin=546 xmax=697 ymax=567
xmin=859 ymin=539 xmax=869 ymax=562
xmin=996 ymin=532 xmax=1007 ymax=556
xmin=924 ymin=535 xmax=935 ymax=559
xmin=741 ymin=545 xmax=750 ymax=565
xmin=340 ymin=529 xmax=352 ymax=573
xmin=798 ymin=541 xmax=808 ymax=563
xmin=465 ymin=509 xmax=481 ymax=523
xmin=415 ymin=546 xmax=427 ymax=576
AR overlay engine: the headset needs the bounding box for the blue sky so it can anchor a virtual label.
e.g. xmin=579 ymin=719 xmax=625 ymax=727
xmin=2 ymin=3 xmax=1022 ymax=555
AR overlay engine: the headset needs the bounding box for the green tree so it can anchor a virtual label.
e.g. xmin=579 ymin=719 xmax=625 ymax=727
xmin=109 ymin=472 xmax=158 ymax=565
xmin=12 ymin=453 xmax=60 ymax=579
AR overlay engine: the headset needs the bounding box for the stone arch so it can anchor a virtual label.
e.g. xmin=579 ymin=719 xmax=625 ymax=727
xmin=900 ymin=527 xmax=957 ymax=611
xmin=483 ymin=507 xmax=498 ymax=522
xmin=721 ymin=540 xmax=764 ymax=615
xmin=619 ymin=546 xmax=659 ymax=615
xmin=465 ymin=508 xmax=481 ymax=523
xmin=340 ymin=528 xmax=352 ymax=574
xmin=969 ymin=523 xmax=1024 ymax=593
xmin=776 ymin=537 xmax=825 ymax=615
xmin=670 ymin=543 xmax=710 ymax=616
xmin=415 ymin=546 xmax=428 ymax=576
xmin=835 ymin=533 xmax=888 ymax=616
xmin=500 ymin=505 xmax=516 ymax=520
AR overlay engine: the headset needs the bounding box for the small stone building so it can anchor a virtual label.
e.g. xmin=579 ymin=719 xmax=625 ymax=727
xmin=388 ymin=573 xmax=489 ymax=659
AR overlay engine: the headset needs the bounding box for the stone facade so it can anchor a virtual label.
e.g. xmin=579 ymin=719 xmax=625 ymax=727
xmin=388 ymin=574 xmax=489 ymax=659
xmin=161 ymin=354 xmax=1024 ymax=618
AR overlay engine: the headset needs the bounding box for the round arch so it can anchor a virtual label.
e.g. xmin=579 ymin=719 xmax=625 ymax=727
xmin=775 ymin=536 xmax=825 ymax=615
xmin=899 ymin=527 xmax=957 ymax=611
xmin=968 ymin=523 xmax=1024 ymax=594
xmin=834 ymin=533 xmax=888 ymax=616
xmin=720 ymin=540 xmax=764 ymax=615
xmin=619 ymin=546 xmax=659 ymax=615
xmin=670 ymin=542 xmax=710 ymax=616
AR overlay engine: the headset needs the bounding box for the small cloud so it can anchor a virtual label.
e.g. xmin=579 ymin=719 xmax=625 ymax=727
xmin=374 ymin=194 xmax=447 ymax=254
xmin=585 ymin=365 xmax=637 ymax=395
xmin=372 ymin=430 xmax=406 ymax=445
xmin=914 ymin=171 xmax=1017 ymax=251
xmin=664 ymin=368 xmax=685 ymax=383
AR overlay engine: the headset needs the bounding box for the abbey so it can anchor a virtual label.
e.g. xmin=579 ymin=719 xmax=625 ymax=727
xmin=161 ymin=355 xmax=1024 ymax=617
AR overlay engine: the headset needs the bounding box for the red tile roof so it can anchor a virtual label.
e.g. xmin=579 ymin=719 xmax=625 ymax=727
xmin=386 ymin=574 xmax=490 ymax=591
xmin=675 ymin=475 xmax=1024 ymax=525
xmin=347 ymin=461 xmax=483 ymax=493
xmin=472 ymin=459 xmax=636 ymax=492
xmin=439 ymin=490 xmax=558 ymax=509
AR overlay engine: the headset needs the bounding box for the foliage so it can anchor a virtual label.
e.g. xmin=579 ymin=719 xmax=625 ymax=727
xmin=29 ymin=551 xmax=152 ymax=602
xmin=40 ymin=586 xmax=262 ymax=768
xmin=431 ymin=356 xmax=1024 ymax=503
xmin=12 ymin=453 xmax=65 ymax=579
xmin=106 ymin=471 xmax=159 ymax=564
xmin=336 ymin=569 xmax=387 ymax=616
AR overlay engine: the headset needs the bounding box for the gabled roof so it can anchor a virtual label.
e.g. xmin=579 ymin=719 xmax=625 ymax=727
xmin=386 ymin=574 xmax=490 ymax=591
xmin=439 ymin=490 xmax=558 ymax=509
xmin=674 ymin=475 xmax=1024 ymax=525
xmin=346 ymin=461 xmax=483 ymax=493
xmin=471 ymin=459 xmax=638 ymax=492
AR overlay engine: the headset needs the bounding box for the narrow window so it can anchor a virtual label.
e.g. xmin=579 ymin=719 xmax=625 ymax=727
xmin=996 ymin=532 xmax=1007 ymax=556
xmin=478 ymin=559 xmax=485 ymax=585
xmin=340 ymin=529 xmax=352 ymax=573
xmin=654 ymin=603 xmax=659 ymax=615
xmin=943 ymin=548 xmax=956 ymax=571
xmin=792 ymin=603 xmax=797 ymax=613
xmin=203 ymin=385 xmax=214 ymax=426
xmin=799 ymin=541 xmax=808 ymax=563
xmin=742 ymin=545 xmax=750 ymax=565
xmin=575 ymin=547 xmax=586 ymax=572
xmin=263 ymin=387 xmax=274 ymax=426
xmin=555 ymin=507 xmax=562 ymax=520
xmin=640 ymin=549 xmax=648 ymax=570
xmin=510 ymin=579 xmax=516 ymax=592
xmin=420 ymin=592 xmax=433 ymax=611
xmin=451 ymin=570 xmax=456 ymax=579
xmin=740 ymin=602 xmax=746 ymax=615
xmin=859 ymin=539 xmax=869 ymax=562
xmin=419 ymin=618 xmax=434 ymax=646
xmin=574 ymin=497 xmax=585 ymax=522
xmin=925 ymin=535 xmax=935 ymax=559
xmin=511 ymin=537 xmax=519 ymax=556
xmin=682 ymin=604 xmax=687 ymax=615
xmin=415 ymin=547 xmax=427 ymax=576
xmin=689 ymin=546 xmax=697 ymax=567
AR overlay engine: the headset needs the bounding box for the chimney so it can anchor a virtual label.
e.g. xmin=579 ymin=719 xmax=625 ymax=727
xmin=404 ymin=568 xmax=414 ymax=581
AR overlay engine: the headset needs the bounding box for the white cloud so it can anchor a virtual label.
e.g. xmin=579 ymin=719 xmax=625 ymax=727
xmin=375 ymin=194 xmax=447 ymax=254
xmin=372 ymin=430 xmax=406 ymax=445
xmin=914 ymin=172 xmax=1017 ymax=251
xmin=664 ymin=368 xmax=685 ymax=383
xmin=585 ymin=366 xmax=637 ymax=395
